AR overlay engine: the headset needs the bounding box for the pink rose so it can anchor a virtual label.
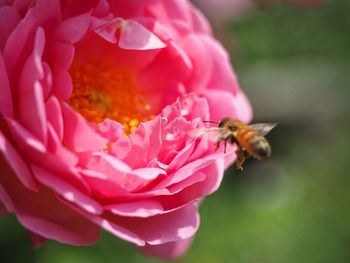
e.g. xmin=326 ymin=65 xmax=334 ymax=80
xmin=0 ymin=0 xmax=251 ymax=259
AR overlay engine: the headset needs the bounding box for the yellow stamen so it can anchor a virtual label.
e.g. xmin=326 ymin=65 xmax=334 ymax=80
xmin=68 ymin=60 xmax=154 ymax=135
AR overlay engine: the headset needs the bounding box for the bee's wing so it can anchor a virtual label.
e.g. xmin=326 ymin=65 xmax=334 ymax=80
xmin=248 ymin=123 xmax=277 ymax=136
xmin=189 ymin=127 xmax=227 ymax=142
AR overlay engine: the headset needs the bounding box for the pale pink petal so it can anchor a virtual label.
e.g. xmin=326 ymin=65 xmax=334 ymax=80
xmin=47 ymin=124 xmax=79 ymax=168
xmin=86 ymin=214 xmax=145 ymax=246
xmin=119 ymin=20 xmax=166 ymax=50
xmin=167 ymin=171 xmax=206 ymax=194
xmin=155 ymin=156 xmax=215 ymax=189
xmin=233 ymin=90 xmax=253 ymax=123
xmin=81 ymin=169 xmax=129 ymax=198
xmin=145 ymin=0 xmax=192 ymax=27
xmin=190 ymin=5 xmax=212 ymax=35
xmin=183 ymin=35 xmax=212 ymax=92
xmin=107 ymin=203 xmax=199 ymax=245
xmin=0 ymin=131 xmax=39 ymax=191
xmin=61 ymin=103 xmax=108 ymax=152
xmin=139 ymin=237 xmax=193 ymax=260
xmin=46 ymin=96 xmax=64 ymax=142
xmin=18 ymin=28 xmax=47 ymax=143
xmin=94 ymin=17 xmax=122 ymax=44
xmin=201 ymin=36 xmax=240 ymax=93
xmin=202 ymin=89 xmax=240 ymax=123
xmin=19 ymin=81 xmax=47 ymax=145
xmin=55 ymin=12 xmax=91 ymax=43
xmin=90 ymin=119 xmax=124 ymax=142
xmin=0 ymin=53 xmax=13 ymax=117
xmin=105 ymin=200 xmax=164 ymax=218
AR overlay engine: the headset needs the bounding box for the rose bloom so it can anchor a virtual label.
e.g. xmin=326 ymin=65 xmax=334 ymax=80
xmin=0 ymin=0 xmax=251 ymax=259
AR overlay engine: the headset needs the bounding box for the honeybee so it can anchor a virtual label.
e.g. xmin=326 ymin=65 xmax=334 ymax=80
xmin=192 ymin=118 xmax=277 ymax=170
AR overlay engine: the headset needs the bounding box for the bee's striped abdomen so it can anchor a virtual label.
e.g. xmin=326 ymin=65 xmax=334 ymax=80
xmin=236 ymin=128 xmax=271 ymax=159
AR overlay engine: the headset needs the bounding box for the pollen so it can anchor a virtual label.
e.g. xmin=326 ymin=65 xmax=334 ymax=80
xmin=68 ymin=60 xmax=153 ymax=135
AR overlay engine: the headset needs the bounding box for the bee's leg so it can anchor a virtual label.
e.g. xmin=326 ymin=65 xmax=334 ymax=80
xmin=215 ymin=140 xmax=221 ymax=151
xmin=224 ymin=140 xmax=227 ymax=153
xmin=235 ymin=146 xmax=245 ymax=171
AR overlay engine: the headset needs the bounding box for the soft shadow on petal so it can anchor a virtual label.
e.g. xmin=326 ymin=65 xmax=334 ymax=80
xmin=27 ymin=230 xmax=48 ymax=247
xmin=138 ymin=237 xmax=194 ymax=260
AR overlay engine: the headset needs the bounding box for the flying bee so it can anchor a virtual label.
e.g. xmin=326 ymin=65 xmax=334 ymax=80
xmin=191 ymin=118 xmax=277 ymax=170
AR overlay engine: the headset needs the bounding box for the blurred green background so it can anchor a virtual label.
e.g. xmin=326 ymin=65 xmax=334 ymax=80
xmin=1 ymin=0 xmax=350 ymax=262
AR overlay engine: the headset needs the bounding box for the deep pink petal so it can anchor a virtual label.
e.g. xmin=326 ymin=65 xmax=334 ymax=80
xmin=31 ymin=165 xmax=102 ymax=215
xmin=0 ymin=6 xmax=20 ymax=50
xmin=48 ymin=42 xmax=75 ymax=69
xmin=139 ymin=237 xmax=193 ymax=260
xmin=3 ymin=0 xmax=60 ymax=74
xmin=51 ymin=68 xmax=73 ymax=101
xmin=6 ymin=118 xmax=46 ymax=157
xmin=0 ymin=53 xmax=13 ymax=117
xmin=0 ymin=155 xmax=100 ymax=245
xmin=0 ymin=131 xmax=39 ymax=191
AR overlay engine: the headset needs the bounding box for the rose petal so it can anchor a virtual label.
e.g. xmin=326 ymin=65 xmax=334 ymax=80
xmin=61 ymin=103 xmax=108 ymax=152
xmin=107 ymin=203 xmax=199 ymax=245
xmin=105 ymin=200 xmax=164 ymax=218
xmin=0 ymin=53 xmax=13 ymax=117
xmin=55 ymin=12 xmax=91 ymax=43
xmin=0 ymin=131 xmax=39 ymax=191
xmin=31 ymin=165 xmax=102 ymax=215
xmin=119 ymin=20 xmax=166 ymax=50
xmin=139 ymin=237 xmax=194 ymax=260
xmin=0 ymin=6 xmax=20 ymax=52
xmin=0 ymin=155 xmax=100 ymax=245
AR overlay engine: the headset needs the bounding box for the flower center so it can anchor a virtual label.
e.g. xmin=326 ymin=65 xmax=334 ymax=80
xmin=68 ymin=60 xmax=153 ymax=134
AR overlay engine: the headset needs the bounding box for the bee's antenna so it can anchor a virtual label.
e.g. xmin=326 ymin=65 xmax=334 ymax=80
xmin=202 ymin=120 xmax=218 ymax=124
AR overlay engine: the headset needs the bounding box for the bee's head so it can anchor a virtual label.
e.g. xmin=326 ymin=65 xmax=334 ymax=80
xmin=218 ymin=117 xmax=230 ymax=128
xmin=218 ymin=118 xmax=240 ymax=132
